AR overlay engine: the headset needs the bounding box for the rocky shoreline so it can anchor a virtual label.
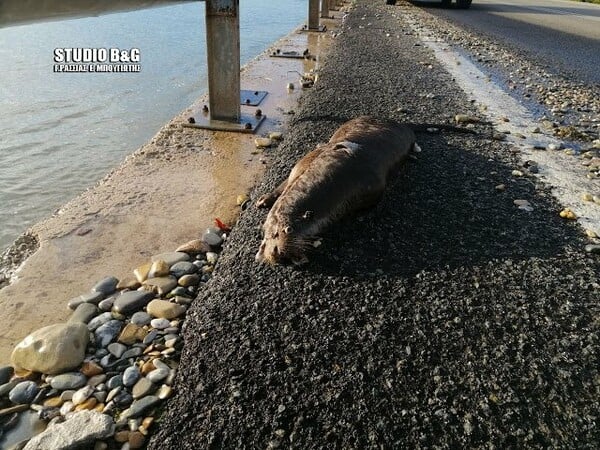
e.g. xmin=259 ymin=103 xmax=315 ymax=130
xmin=0 ymin=228 xmax=226 ymax=449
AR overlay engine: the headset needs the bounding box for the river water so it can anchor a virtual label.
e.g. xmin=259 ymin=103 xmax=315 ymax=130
xmin=0 ymin=0 xmax=307 ymax=252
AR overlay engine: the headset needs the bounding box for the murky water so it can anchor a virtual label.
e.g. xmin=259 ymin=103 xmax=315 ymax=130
xmin=0 ymin=0 xmax=307 ymax=252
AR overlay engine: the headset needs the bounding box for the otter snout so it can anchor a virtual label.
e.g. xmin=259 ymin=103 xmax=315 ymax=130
xmin=255 ymin=238 xmax=281 ymax=264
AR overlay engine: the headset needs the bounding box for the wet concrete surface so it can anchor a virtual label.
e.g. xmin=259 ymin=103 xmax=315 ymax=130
xmin=149 ymin=1 xmax=599 ymax=448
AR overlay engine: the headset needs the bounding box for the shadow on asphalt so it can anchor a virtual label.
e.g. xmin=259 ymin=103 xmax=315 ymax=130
xmin=297 ymin=132 xmax=579 ymax=278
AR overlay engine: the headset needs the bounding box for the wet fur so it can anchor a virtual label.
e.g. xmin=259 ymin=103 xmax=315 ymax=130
xmin=255 ymin=116 xmax=417 ymax=264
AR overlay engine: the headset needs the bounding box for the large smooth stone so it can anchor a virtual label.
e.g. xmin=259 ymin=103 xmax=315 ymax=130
xmin=11 ymin=323 xmax=89 ymax=375
xmin=112 ymin=291 xmax=154 ymax=314
xmin=146 ymin=300 xmax=186 ymax=320
xmin=23 ymin=410 xmax=114 ymax=450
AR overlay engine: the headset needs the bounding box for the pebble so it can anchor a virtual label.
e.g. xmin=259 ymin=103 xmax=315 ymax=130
xmin=494 ymin=184 xmax=506 ymax=191
xmin=147 ymin=300 xmax=186 ymax=320
xmin=117 ymin=277 xmax=141 ymax=290
xmin=108 ymin=342 xmax=127 ymax=358
xmin=202 ymin=230 xmax=223 ymax=247
xmin=88 ymin=312 xmax=114 ymax=331
xmin=134 ymin=263 xmax=152 ymax=284
xmin=129 ymin=431 xmax=146 ymax=449
xmin=8 ymin=380 xmax=39 ymax=404
xmin=157 ymin=385 xmax=172 ymax=400
xmin=147 ymin=368 xmax=169 ymax=383
xmin=50 ymin=373 xmax=88 ymax=391
xmin=175 ymin=240 xmax=211 ymax=256
xmin=178 ymin=274 xmax=199 ymax=287
xmin=168 ymin=286 xmax=192 ymax=298
xmin=559 ymin=208 xmax=577 ymax=220
xmin=43 ymin=396 xmax=64 ymax=408
xmin=150 ymin=318 xmax=171 ymax=330
xmin=69 ymin=303 xmax=100 ymax=324
xmin=120 ymin=395 xmax=161 ymax=420
xmin=170 ymin=261 xmax=197 ymax=278
xmin=95 ymin=320 xmax=124 ymax=347
xmin=87 ymin=374 xmax=106 ymax=387
xmin=206 ymin=252 xmax=219 ymax=264
xmin=269 ymin=131 xmax=283 ymax=140
xmin=142 ymin=276 xmax=178 ymax=296
xmin=92 ymin=276 xmax=119 ymax=295
xmin=112 ymin=291 xmax=154 ymax=314
xmin=132 ymin=378 xmax=155 ymax=399
xmin=131 ymin=311 xmax=152 ymax=326
xmin=106 ymin=375 xmax=123 ymax=390
xmin=60 ymin=390 xmax=75 ymax=401
xmin=60 ymin=401 xmax=75 ymax=415
xmin=115 ymin=430 xmax=130 ymax=443
xmin=151 ymin=252 xmax=190 ymax=266
xmin=148 ymin=260 xmax=170 ymax=278
xmin=236 ymin=194 xmax=250 ymax=207
xmin=72 ymin=385 xmax=95 ymax=405
xmin=173 ymin=296 xmax=193 ymax=306
xmin=582 ymin=192 xmax=594 ymax=202
xmin=97 ymin=297 xmax=116 ymax=312
xmin=511 ymin=169 xmax=524 ymax=177
xmin=68 ymin=291 xmax=104 ymax=310
xmin=585 ymin=229 xmax=598 ymax=239
xmin=547 ymin=142 xmax=562 ymax=151
xmin=454 ymin=114 xmax=479 ymax=124
xmin=75 ymin=396 xmax=97 ymax=411
xmin=122 ymin=347 xmax=144 ymax=359
xmin=255 ymin=137 xmax=272 ymax=148
xmin=143 ymin=330 xmax=159 ymax=345
xmin=118 ymin=323 xmax=147 ymax=345
xmin=0 ymin=366 xmax=14 ymax=385
xmin=123 ymin=366 xmax=141 ymax=387
xmin=585 ymin=244 xmax=600 ymax=254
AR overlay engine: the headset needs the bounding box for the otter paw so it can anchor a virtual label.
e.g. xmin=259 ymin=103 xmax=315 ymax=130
xmin=256 ymin=194 xmax=273 ymax=209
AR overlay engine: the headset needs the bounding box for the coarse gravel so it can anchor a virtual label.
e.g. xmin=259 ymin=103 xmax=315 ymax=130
xmin=149 ymin=1 xmax=600 ymax=448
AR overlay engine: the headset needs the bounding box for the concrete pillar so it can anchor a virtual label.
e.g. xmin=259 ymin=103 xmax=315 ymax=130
xmin=308 ymin=0 xmax=320 ymax=30
xmin=205 ymin=0 xmax=240 ymax=122
xmin=321 ymin=0 xmax=330 ymax=18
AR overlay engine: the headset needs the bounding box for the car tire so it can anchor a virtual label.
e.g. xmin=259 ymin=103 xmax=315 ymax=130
xmin=456 ymin=0 xmax=472 ymax=9
xmin=441 ymin=0 xmax=452 ymax=6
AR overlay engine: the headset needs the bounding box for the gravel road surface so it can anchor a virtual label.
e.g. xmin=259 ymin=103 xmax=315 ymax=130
xmin=150 ymin=1 xmax=599 ymax=448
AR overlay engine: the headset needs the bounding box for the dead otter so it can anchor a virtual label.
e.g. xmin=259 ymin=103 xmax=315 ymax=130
xmin=255 ymin=116 xmax=472 ymax=264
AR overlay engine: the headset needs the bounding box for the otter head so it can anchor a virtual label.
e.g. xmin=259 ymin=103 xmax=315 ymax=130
xmin=256 ymin=212 xmax=316 ymax=265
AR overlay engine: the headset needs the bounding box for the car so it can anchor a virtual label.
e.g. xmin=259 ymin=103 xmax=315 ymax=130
xmin=387 ymin=0 xmax=473 ymax=9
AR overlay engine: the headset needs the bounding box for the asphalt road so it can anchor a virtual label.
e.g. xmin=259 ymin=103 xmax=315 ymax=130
xmin=414 ymin=0 xmax=600 ymax=84
xmin=149 ymin=1 xmax=599 ymax=448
